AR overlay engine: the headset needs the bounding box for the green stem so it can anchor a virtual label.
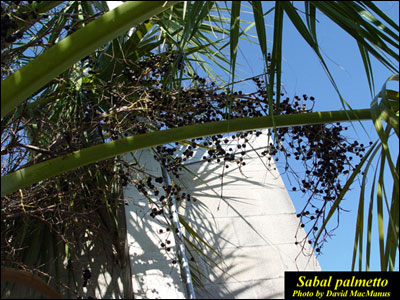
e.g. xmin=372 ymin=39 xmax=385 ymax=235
xmin=1 ymin=108 xmax=371 ymax=197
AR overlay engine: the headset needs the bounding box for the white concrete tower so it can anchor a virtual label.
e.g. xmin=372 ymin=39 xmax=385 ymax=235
xmin=123 ymin=131 xmax=320 ymax=299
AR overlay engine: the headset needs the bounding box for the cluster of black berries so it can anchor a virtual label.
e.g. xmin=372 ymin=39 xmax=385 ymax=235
xmin=200 ymin=131 xmax=262 ymax=168
xmin=116 ymin=54 xmax=367 ymax=197
xmin=82 ymin=268 xmax=91 ymax=287
xmin=122 ymin=53 xmax=177 ymax=87
xmin=159 ymin=226 xmax=179 ymax=252
xmin=280 ymin=122 xmax=369 ymax=199
xmin=157 ymin=226 xmax=196 ymax=265
xmin=255 ymin=95 xmax=371 ymax=253
xmin=127 ymin=164 xmax=197 ymax=217
xmin=119 ymin=169 xmax=129 ymax=187
xmin=259 ymin=95 xmax=365 ymax=203
xmin=147 ymin=82 xmax=268 ymax=128
xmin=105 ymin=53 xmax=273 ymax=139
xmin=1 ymin=14 xmax=19 ymax=43
xmin=92 ymin=51 xmax=370 ymax=255
xmin=1 ymin=1 xmax=46 ymax=45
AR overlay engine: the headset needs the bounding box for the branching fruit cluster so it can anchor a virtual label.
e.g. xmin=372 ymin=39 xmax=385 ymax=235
xmin=103 ymin=52 xmax=370 ymax=255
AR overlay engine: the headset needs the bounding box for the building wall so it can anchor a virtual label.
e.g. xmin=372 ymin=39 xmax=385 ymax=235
xmin=124 ymin=131 xmax=320 ymax=299
xmin=123 ymin=149 xmax=187 ymax=299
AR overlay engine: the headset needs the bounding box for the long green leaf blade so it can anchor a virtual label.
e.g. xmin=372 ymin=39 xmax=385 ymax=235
xmin=1 ymin=109 xmax=372 ymax=197
xmin=230 ymin=1 xmax=241 ymax=83
xmin=251 ymin=1 xmax=268 ymax=59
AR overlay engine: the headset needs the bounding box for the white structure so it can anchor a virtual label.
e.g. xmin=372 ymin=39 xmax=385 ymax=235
xmin=123 ymin=132 xmax=320 ymax=299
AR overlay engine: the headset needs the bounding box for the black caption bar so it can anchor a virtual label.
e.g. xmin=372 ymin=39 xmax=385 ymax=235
xmin=285 ymin=272 xmax=399 ymax=299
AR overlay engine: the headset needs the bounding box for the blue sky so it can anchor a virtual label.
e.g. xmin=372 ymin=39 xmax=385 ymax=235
xmin=225 ymin=1 xmax=399 ymax=271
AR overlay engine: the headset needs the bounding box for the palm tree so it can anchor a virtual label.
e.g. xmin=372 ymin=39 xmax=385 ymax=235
xmin=1 ymin=1 xmax=398 ymax=297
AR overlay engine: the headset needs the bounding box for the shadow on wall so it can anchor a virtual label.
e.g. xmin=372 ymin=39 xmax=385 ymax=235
xmin=172 ymin=153 xmax=277 ymax=297
xmin=123 ymin=149 xmax=187 ymax=298
xmin=171 ymin=132 xmax=319 ymax=299
xmin=123 ymin=131 xmax=319 ymax=299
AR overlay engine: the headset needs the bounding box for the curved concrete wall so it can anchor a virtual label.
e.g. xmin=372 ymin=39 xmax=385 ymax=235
xmin=124 ymin=132 xmax=320 ymax=299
